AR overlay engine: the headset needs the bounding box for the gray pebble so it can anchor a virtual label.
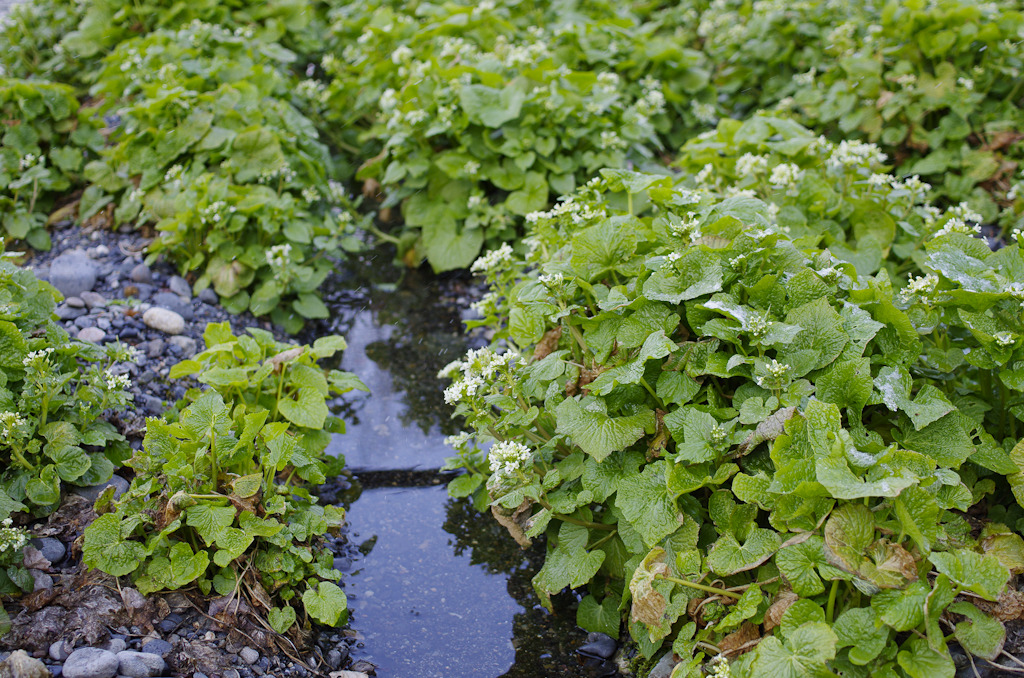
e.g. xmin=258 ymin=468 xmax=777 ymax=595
xmin=49 ymin=640 xmax=73 ymax=662
xmin=72 ymin=475 xmax=129 ymax=502
xmin=0 ymin=650 xmax=49 ymax=678
xmin=114 ymin=651 xmax=165 ymax=678
xmin=30 ymin=570 xmax=53 ymax=591
xmin=139 ymin=640 xmax=172 ymax=659
xmin=31 ymin=537 xmax=66 ymax=565
xmin=50 ymin=251 xmax=98 ymax=298
xmin=81 ymin=291 xmax=107 ymax=309
xmin=168 ymin=276 xmax=191 ymax=298
xmin=239 ymin=648 xmax=259 ymax=665
xmin=129 ymin=264 xmax=152 ymax=284
xmin=151 ymin=292 xmax=193 ymax=321
xmin=56 ymin=304 xmax=87 ymax=321
xmin=62 ymin=647 xmax=120 ymax=678
xmin=168 ymin=336 xmax=197 ymax=358
xmin=77 ymin=327 xmax=106 ymax=344
xmin=142 ymin=308 xmax=185 ymax=335
xmin=193 ymin=673 xmax=208 ymax=678
xmin=97 ymin=318 xmax=112 ymax=331
xmin=197 ymin=288 xmax=218 ymax=305
xmin=74 ymin=316 xmax=96 ymax=329
xmin=66 ymin=296 xmax=86 ymax=308
xmin=222 ymin=670 xmax=239 ymax=678
xmin=103 ymin=639 xmax=126 ymax=654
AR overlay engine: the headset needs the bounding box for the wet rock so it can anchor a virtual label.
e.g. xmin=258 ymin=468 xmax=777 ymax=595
xmin=168 ymin=276 xmax=191 ymax=299
xmin=62 ymin=648 xmax=119 ymax=678
xmin=32 ymin=538 xmax=66 ymax=566
xmin=74 ymin=316 xmax=96 ymax=329
xmin=197 ymin=289 xmax=218 ymax=305
xmin=129 ymin=264 xmax=152 ymax=284
xmin=647 ymin=652 xmax=676 ymax=678
xmin=66 ymin=296 xmax=85 ymax=308
xmin=141 ymin=308 xmax=185 ymax=335
xmin=56 ymin=304 xmax=87 ymax=321
xmin=114 ymin=652 xmax=165 ymax=678
xmin=77 ymin=327 xmax=106 ymax=344
xmin=50 ymin=251 xmax=98 ymax=298
xmin=72 ymin=475 xmax=129 ymax=502
xmin=29 ymin=569 xmax=53 ymax=592
xmin=101 ymin=639 xmax=125 ymax=654
xmin=0 ymin=649 xmax=50 ymax=678
xmin=578 ymin=633 xmax=617 ymax=660
xmin=239 ymin=649 xmax=259 ymax=665
xmin=80 ymin=292 xmax=107 ymax=309
xmin=138 ymin=641 xmax=170 ymax=660
xmin=151 ymin=293 xmax=193 ymax=321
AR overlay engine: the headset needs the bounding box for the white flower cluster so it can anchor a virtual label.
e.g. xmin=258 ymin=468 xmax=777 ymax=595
xmin=827 ymin=140 xmax=887 ymax=169
xmin=297 ymin=79 xmax=326 ymax=103
xmin=756 ymin=359 xmax=791 ymax=389
xmin=104 ymin=370 xmax=132 ymax=390
xmin=709 ymin=655 xmax=732 ymax=678
xmin=669 ymin=212 xmax=702 ymax=242
xmin=470 ymin=243 xmax=514 ymax=275
xmin=525 ymin=197 xmax=607 ymax=226
xmin=301 ymin=187 xmax=321 ymax=203
xmin=994 ymin=331 xmax=1016 ymax=348
xmin=735 ymin=153 xmax=768 ymax=177
xmin=899 ymin=273 xmax=939 ymax=302
xmin=636 ymin=77 xmax=667 ymax=118
xmin=440 ymin=347 xmax=519 ymax=405
xmin=933 ymin=217 xmax=980 ymax=239
xmin=18 ymin=154 xmax=39 ymax=171
xmin=694 ymin=163 xmax=714 ymax=185
xmin=0 ymin=518 xmax=27 ymax=557
xmin=257 ymin=165 xmax=297 ymax=184
xmin=747 ymin=313 xmax=772 ymax=339
xmin=691 ymin=101 xmax=717 ymax=125
xmin=266 ymin=243 xmax=292 ymax=269
xmin=769 ymin=163 xmax=804 ymax=190
xmin=443 ymin=431 xmax=473 ymax=451
xmin=958 ymin=77 xmax=975 ymax=91
xmin=23 ymin=347 xmax=54 ymax=368
xmin=488 ymin=440 xmax=533 ymax=477
xmin=947 ymin=202 xmax=984 ymax=224
xmin=793 ymin=67 xmax=817 ymax=85
xmin=539 ymin=272 xmax=564 ymax=287
xmin=0 ymin=411 xmax=26 ymax=442
xmin=199 ymin=200 xmax=234 ymax=225
xmin=599 ymin=131 xmax=626 ymax=150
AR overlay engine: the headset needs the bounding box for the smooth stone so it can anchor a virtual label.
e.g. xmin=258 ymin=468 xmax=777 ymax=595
xmin=77 ymin=327 xmax=106 ymax=344
xmin=168 ymin=336 xmax=196 ymax=358
xmin=222 ymin=671 xmax=239 ymax=678
xmin=142 ymin=308 xmax=185 ymax=336
xmin=326 ymin=650 xmax=343 ymax=669
xmin=167 ymin=276 xmax=191 ymax=299
xmin=32 ymin=538 xmax=66 ymax=565
xmin=50 ymin=251 xmax=99 ymax=298
xmin=74 ymin=316 xmax=96 ymax=329
xmin=102 ymin=640 xmax=126 ymax=654
xmin=80 ymin=292 xmax=107 ymax=309
xmin=62 ymin=648 xmax=119 ymax=678
xmin=66 ymin=296 xmax=86 ymax=308
xmin=647 ymin=651 xmax=676 ymax=678
xmin=72 ymin=475 xmax=129 ymax=502
xmin=129 ymin=264 xmax=152 ymax=284
xmin=97 ymin=318 xmax=111 ymax=331
xmin=197 ymin=288 xmax=218 ymax=305
xmin=0 ymin=650 xmax=50 ymax=678
xmin=56 ymin=304 xmax=87 ymax=321
xmin=239 ymin=648 xmax=259 ymax=665
xmin=90 ymin=245 xmax=110 ymax=258
xmin=114 ymin=652 xmax=165 ymax=678
xmin=49 ymin=640 xmax=73 ymax=662
xmin=29 ymin=570 xmax=53 ymax=591
xmin=578 ymin=632 xmax=617 ymax=660
xmin=138 ymin=641 xmax=171 ymax=659
xmin=151 ymin=293 xmax=193 ymax=321
xmin=144 ymin=340 xmax=164 ymax=359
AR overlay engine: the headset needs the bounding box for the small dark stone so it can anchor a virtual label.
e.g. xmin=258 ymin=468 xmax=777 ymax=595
xmin=32 ymin=538 xmax=66 ymax=565
xmin=130 ymin=263 xmax=152 ymax=284
xmin=578 ymin=632 xmax=617 ymax=660
xmin=139 ymin=640 xmax=172 ymax=658
xmin=74 ymin=316 xmax=97 ymax=329
xmin=151 ymin=293 xmax=194 ymax=321
xmin=197 ymin=288 xmax=219 ymax=305
xmin=56 ymin=304 xmax=87 ymax=321
xmin=168 ymin=276 xmax=191 ymax=298
xmin=156 ymin=614 xmax=182 ymax=634
xmin=72 ymin=475 xmax=129 ymax=502
xmin=50 ymin=251 xmax=99 ymax=297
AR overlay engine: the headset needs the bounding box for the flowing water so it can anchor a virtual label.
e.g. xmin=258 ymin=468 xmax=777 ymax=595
xmin=317 ymin=250 xmax=595 ymax=677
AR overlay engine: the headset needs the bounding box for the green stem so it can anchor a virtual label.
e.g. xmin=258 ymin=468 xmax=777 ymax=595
xmin=10 ymin=445 xmax=34 ymax=471
xmin=663 ymin=575 xmax=742 ymax=600
xmin=826 ymin=579 xmax=840 ymax=622
xmin=588 ymin=530 xmax=618 ymax=550
xmin=627 ymin=192 xmax=634 ymax=216
xmin=639 ymin=377 xmax=665 ymax=409
xmin=363 ymin=220 xmax=402 ymax=245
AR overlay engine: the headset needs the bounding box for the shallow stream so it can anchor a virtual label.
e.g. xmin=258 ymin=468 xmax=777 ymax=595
xmin=316 ymin=251 xmax=595 ymax=677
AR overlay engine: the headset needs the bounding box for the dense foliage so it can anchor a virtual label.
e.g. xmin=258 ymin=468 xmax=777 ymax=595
xmin=84 ymin=323 xmax=366 ymax=631
xmin=443 ymin=171 xmax=1024 ymax=676
xmin=0 ymin=242 xmax=134 ymax=524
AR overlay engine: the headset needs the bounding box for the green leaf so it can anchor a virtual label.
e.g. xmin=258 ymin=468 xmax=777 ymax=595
xmin=616 ymin=460 xmax=682 ymax=547
xmin=533 ymin=522 xmax=606 ymax=602
xmin=750 ymin=622 xmax=837 ymax=678
xmin=816 ymin=358 xmax=872 ymax=412
xmin=896 ymin=636 xmax=955 ymax=678
xmin=643 ymin=250 xmax=723 ymax=303
xmin=179 ymin=392 xmax=232 ymax=441
xmin=872 ymin=581 xmax=929 ymax=631
xmin=301 ymin=581 xmax=348 ymax=626
xmin=82 ymin=513 xmax=147 ymax=577
xmin=894 ymin=486 xmax=939 ymax=554
xmin=268 ymin=605 xmax=296 ymax=633
xmin=278 ymin=387 xmax=329 ymax=430
xmin=707 ymin=529 xmax=781 ymax=576
xmin=776 ymin=536 xmax=829 ymax=597
xmin=778 ymin=298 xmax=849 ymax=377
xmin=834 ymin=606 xmax=889 ymax=665
xmin=506 ymin=171 xmax=548 ymax=216
xmin=186 ymin=504 xmax=236 ymax=545
xmin=577 ymin=594 xmax=620 ymax=639
xmin=555 ymin=397 xmax=653 ymax=462
xmin=948 ymin=601 xmax=1005 ymax=661
xmin=293 ymin=293 xmax=329 ymax=319
xmin=928 ymin=549 xmax=1009 ymax=601
xmin=459 ymin=80 xmax=527 ymax=127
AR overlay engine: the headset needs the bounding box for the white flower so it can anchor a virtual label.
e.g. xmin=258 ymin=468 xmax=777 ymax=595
xmin=995 ymin=332 xmax=1015 ymax=348
xmin=470 ymin=243 xmax=514 ymax=274
xmin=488 ymin=440 xmax=533 ymax=477
xmin=868 ymin=173 xmax=893 ymax=187
xmin=769 ymin=163 xmax=804 ymax=190
xmin=266 ymin=243 xmax=292 ymax=269
xmin=165 ymin=164 xmax=185 ymax=184
xmin=695 ymin=163 xmax=714 ymax=185
xmin=23 ymin=347 xmax=55 ymax=367
xmin=899 ymin=273 xmax=939 ymax=302
xmin=794 ymin=67 xmax=816 ymax=85
xmin=539 ymin=272 xmax=564 ymax=286
xmin=691 ymin=101 xmax=717 ymax=124
xmin=933 ymin=217 xmax=980 ymax=238
xmin=0 ymin=411 xmax=26 ymax=441
xmin=958 ymin=77 xmax=975 ymax=91
xmin=380 ymin=88 xmax=399 ymax=111
xmin=736 ymin=153 xmax=768 ymax=178
xmin=710 ymin=654 xmax=732 ymax=678
xmin=827 ymin=140 xmax=887 ymax=170
xmin=0 ymin=518 xmax=28 ymax=555
xmin=391 ymin=45 xmax=414 ymax=64
xmin=669 ymin=212 xmax=702 ymax=241
xmin=599 ymin=131 xmax=626 ymax=150
xmin=104 ymin=370 xmax=131 ymax=390
xmin=465 ymin=160 xmax=480 ymax=176
xmin=18 ymin=154 xmax=38 ymax=170
xmin=444 ymin=431 xmax=473 ymax=450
